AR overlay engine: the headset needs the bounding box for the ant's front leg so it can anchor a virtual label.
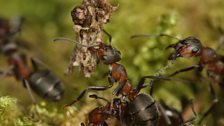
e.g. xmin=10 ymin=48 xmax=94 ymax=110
xmin=64 ymin=84 xmax=113 ymax=107
xmin=168 ymin=64 xmax=200 ymax=77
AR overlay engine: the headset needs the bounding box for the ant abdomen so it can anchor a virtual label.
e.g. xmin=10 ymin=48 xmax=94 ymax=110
xmin=128 ymin=94 xmax=159 ymax=126
xmin=29 ymin=70 xmax=64 ymax=101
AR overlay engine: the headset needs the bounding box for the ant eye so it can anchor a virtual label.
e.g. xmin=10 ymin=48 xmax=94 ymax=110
xmin=192 ymin=47 xmax=199 ymax=53
xmin=102 ymin=55 xmax=108 ymax=60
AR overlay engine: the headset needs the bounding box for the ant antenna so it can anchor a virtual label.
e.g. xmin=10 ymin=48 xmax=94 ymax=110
xmin=130 ymin=33 xmax=181 ymax=41
xmin=89 ymin=94 xmax=110 ymax=104
xmin=102 ymin=29 xmax=112 ymax=44
xmin=53 ymin=37 xmax=100 ymax=48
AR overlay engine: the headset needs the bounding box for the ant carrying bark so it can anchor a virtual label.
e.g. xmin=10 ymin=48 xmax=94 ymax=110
xmin=0 ymin=17 xmax=64 ymax=102
xmin=131 ymin=33 xmax=223 ymax=123
xmin=54 ymin=30 xmax=121 ymax=75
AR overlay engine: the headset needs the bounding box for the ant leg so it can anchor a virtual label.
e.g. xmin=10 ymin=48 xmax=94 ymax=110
xmin=157 ymin=103 xmax=172 ymax=125
xmin=89 ymin=94 xmax=110 ymax=104
xmin=31 ymin=57 xmax=49 ymax=71
xmin=107 ymin=75 xmax=124 ymax=96
xmin=136 ymin=76 xmax=171 ymax=95
xmin=64 ymin=84 xmax=113 ymax=107
xmin=112 ymin=80 xmax=126 ymax=95
xmin=198 ymin=74 xmax=218 ymax=124
xmin=183 ymin=100 xmax=197 ymax=125
xmin=168 ymin=65 xmax=200 ymax=77
xmin=23 ymin=79 xmax=36 ymax=104
xmin=102 ymin=29 xmax=112 ymax=44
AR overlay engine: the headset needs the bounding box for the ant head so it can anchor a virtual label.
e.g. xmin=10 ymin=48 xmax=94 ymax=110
xmin=100 ymin=44 xmax=121 ymax=65
xmin=130 ymin=33 xmax=202 ymax=60
xmin=167 ymin=36 xmax=202 ymax=60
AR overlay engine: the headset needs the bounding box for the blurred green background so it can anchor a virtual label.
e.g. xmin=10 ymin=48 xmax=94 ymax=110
xmin=0 ymin=0 xmax=224 ymax=125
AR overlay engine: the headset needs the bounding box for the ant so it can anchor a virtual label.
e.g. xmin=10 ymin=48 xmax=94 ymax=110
xmin=65 ymin=62 xmax=174 ymax=125
xmin=74 ymin=76 xmax=191 ymax=126
xmin=80 ymin=94 xmax=129 ymax=126
xmin=80 ymin=93 xmax=160 ymax=126
xmin=54 ymin=30 xmax=121 ymax=76
xmin=0 ymin=17 xmax=64 ymax=102
xmin=131 ymin=33 xmax=223 ymax=123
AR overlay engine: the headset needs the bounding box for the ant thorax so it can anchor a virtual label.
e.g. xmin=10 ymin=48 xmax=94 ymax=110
xmin=200 ymin=47 xmax=219 ymax=64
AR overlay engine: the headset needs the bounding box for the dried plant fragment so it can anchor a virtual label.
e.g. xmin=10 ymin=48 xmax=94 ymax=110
xmin=67 ymin=0 xmax=117 ymax=77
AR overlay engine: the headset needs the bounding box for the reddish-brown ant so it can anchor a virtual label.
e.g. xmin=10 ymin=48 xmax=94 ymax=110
xmin=131 ymin=33 xmax=223 ymax=123
xmin=65 ymin=61 xmax=175 ymax=125
xmin=54 ymin=30 xmax=121 ymax=75
xmin=0 ymin=17 xmax=64 ymax=102
xmin=81 ymin=94 xmax=129 ymax=126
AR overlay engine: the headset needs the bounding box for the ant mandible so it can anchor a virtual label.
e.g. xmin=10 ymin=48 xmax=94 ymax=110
xmin=131 ymin=33 xmax=223 ymax=123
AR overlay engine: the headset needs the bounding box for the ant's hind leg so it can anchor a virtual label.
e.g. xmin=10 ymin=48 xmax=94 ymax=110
xmin=23 ymin=79 xmax=37 ymax=104
xmin=198 ymin=74 xmax=218 ymax=124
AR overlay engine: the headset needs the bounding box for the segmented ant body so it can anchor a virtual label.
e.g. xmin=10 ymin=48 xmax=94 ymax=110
xmin=66 ymin=61 xmax=174 ymax=125
xmin=81 ymin=94 xmax=129 ymax=126
xmin=131 ymin=33 xmax=221 ymax=123
xmin=0 ymin=18 xmax=64 ymax=102
xmin=81 ymin=93 xmax=160 ymax=126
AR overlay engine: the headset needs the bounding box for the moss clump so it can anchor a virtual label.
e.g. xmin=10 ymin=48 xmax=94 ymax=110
xmin=0 ymin=96 xmax=33 ymax=126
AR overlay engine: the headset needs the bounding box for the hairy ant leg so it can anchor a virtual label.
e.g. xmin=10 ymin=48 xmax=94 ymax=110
xmin=168 ymin=65 xmax=200 ymax=77
xmin=64 ymin=84 xmax=113 ymax=107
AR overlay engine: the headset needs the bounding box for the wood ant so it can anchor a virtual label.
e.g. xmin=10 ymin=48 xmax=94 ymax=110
xmin=73 ymin=75 xmax=191 ymax=126
xmin=131 ymin=33 xmax=223 ymax=123
xmin=0 ymin=17 xmax=64 ymax=102
xmin=80 ymin=94 xmax=129 ymax=126
xmin=54 ymin=30 xmax=121 ymax=75
xmin=80 ymin=93 xmax=160 ymax=126
xmin=65 ymin=61 xmax=174 ymax=125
